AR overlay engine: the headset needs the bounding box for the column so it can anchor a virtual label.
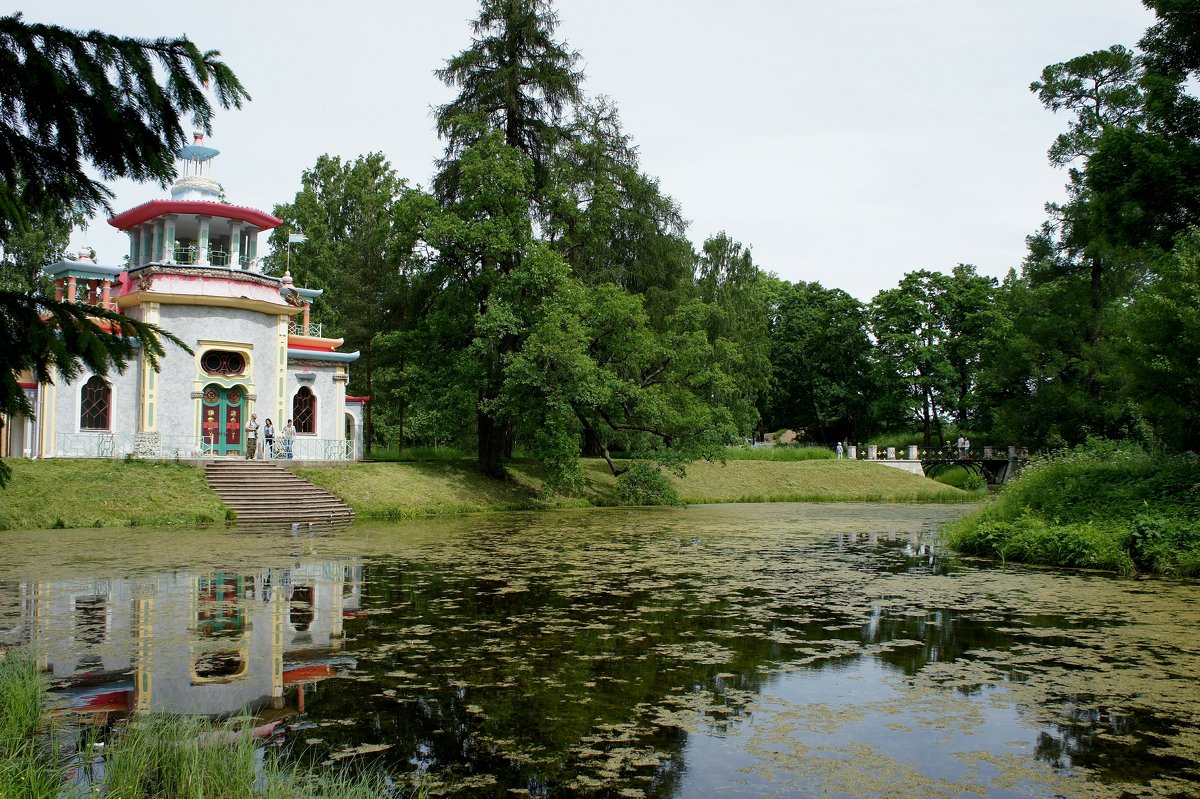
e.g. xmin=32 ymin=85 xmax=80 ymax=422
xmin=128 ymin=228 xmax=140 ymax=267
xmin=149 ymin=221 xmax=159 ymax=264
xmin=55 ymin=279 xmax=63 ymax=302
xmin=197 ymin=216 xmax=211 ymax=265
xmin=228 ymin=222 xmax=243 ymax=268
xmin=302 ymin=304 xmax=311 ymax=335
xmin=101 ymin=280 xmax=112 ymax=309
xmin=161 ymin=215 xmax=177 ymax=263
xmin=66 ymin=276 xmax=77 ymax=303
xmin=139 ymin=302 xmax=159 ymax=432
xmin=141 ymin=224 xmax=153 ymax=265
xmin=244 ymin=226 xmax=259 ymax=270
xmin=867 ymin=444 xmax=877 ymax=460
xmin=907 ymin=445 xmax=919 ymax=460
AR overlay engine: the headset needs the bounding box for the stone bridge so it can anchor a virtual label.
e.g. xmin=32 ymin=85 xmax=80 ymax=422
xmin=845 ymin=444 xmax=1031 ymax=485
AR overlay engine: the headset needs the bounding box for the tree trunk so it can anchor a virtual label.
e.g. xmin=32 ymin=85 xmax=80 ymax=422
xmin=477 ymin=408 xmax=511 ymax=478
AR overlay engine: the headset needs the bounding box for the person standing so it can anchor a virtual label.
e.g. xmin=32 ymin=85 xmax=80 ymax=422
xmin=283 ymin=419 xmax=296 ymax=459
xmin=836 ymin=441 xmax=844 ymax=460
xmin=263 ymin=418 xmax=275 ymax=459
xmin=245 ymin=413 xmax=260 ymax=460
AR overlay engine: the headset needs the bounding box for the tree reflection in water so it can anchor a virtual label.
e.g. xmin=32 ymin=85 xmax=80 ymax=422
xmin=0 ymin=504 xmax=1197 ymax=797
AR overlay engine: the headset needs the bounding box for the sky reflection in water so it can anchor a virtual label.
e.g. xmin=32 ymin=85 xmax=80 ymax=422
xmin=1 ymin=503 xmax=1198 ymax=798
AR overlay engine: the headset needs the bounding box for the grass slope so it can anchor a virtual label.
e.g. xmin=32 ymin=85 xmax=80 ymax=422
xmin=297 ymin=458 xmax=967 ymax=519
xmin=0 ymin=456 xmax=967 ymax=530
xmin=0 ymin=459 xmax=228 ymax=530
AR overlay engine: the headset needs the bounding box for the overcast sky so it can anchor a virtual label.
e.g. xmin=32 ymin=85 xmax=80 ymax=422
xmin=28 ymin=0 xmax=1156 ymax=301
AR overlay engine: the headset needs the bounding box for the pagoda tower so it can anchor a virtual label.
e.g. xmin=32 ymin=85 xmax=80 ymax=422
xmin=30 ymin=135 xmax=364 ymax=461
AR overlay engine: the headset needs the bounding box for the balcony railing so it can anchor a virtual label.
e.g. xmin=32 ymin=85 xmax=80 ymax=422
xmin=288 ymin=321 xmax=323 ymax=337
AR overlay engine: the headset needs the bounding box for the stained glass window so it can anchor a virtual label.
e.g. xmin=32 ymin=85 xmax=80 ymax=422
xmin=294 ymin=387 xmax=316 ymax=434
xmin=80 ymin=376 xmax=111 ymax=430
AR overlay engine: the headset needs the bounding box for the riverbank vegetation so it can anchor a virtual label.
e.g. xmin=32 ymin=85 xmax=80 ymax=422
xmin=0 ymin=651 xmax=419 ymax=799
xmin=946 ymin=443 xmax=1200 ymax=576
xmin=0 ymin=456 xmax=967 ymax=530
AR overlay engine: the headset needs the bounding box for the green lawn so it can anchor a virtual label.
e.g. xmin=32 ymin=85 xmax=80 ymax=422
xmin=0 ymin=459 xmax=229 ymax=530
xmin=297 ymin=457 xmax=968 ymax=518
xmin=0 ymin=456 xmax=969 ymax=530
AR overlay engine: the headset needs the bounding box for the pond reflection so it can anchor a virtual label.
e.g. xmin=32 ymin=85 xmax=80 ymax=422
xmin=1 ymin=503 xmax=1198 ymax=798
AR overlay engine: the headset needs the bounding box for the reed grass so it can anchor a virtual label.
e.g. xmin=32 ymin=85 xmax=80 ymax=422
xmin=0 ymin=650 xmax=424 ymax=798
xmin=0 ymin=650 xmax=61 ymax=799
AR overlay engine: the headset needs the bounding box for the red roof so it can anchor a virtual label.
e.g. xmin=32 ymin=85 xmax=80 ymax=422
xmin=108 ymin=200 xmax=283 ymax=231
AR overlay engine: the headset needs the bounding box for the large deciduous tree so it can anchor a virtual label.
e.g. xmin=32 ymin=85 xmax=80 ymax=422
xmin=767 ymin=280 xmax=876 ymax=444
xmin=268 ymin=153 xmax=425 ymax=453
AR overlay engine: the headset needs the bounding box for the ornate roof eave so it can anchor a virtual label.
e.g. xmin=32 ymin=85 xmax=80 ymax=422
xmin=287 ymin=349 xmax=360 ymax=364
xmin=108 ymin=200 xmax=283 ymax=231
xmin=43 ymin=260 xmax=125 ymax=280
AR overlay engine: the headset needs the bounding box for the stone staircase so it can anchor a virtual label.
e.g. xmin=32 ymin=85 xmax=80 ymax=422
xmin=204 ymin=460 xmax=354 ymax=526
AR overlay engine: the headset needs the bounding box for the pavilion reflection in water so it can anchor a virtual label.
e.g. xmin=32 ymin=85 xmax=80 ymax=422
xmin=5 ymin=557 xmax=365 ymax=719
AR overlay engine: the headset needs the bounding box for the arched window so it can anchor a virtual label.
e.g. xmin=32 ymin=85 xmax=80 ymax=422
xmin=80 ymin=376 xmax=111 ymax=430
xmin=293 ymin=387 xmax=316 ymax=434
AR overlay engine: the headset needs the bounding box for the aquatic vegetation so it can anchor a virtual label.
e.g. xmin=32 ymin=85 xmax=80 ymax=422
xmin=2 ymin=504 xmax=1198 ymax=796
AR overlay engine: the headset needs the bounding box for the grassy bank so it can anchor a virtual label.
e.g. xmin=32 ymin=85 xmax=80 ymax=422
xmin=945 ymin=443 xmax=1200 ymax=576
xmin=0 ymin=459 xmax=229 ymax=530
xmin=0 ymin=651 xmax=417 ymax=799
xmin=0 ymin=455 xmax=969 ymax=530
xmin=296 ymin=457 xmax=969 ymax=519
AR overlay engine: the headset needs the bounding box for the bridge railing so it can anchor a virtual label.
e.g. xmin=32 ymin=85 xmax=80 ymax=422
xmin=844 ymin=444 xmax=1030 ymax=461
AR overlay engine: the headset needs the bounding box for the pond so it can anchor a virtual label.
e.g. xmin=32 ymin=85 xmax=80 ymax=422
xmin=1 ymin=503 xmax=1198 ymax=798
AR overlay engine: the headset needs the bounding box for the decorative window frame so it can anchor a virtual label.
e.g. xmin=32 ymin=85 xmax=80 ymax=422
xmin=193 ymin=341 xmax=254 ymax=390
xmin=78 ymin=374 xmax=112 ymax=431
xmin=293 ymin=386 xmax=318 ymax=436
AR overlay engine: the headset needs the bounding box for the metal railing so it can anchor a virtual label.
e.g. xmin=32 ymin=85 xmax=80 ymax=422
xmin=55 ymin=432 xmax=355 ymax=461
xmin=259 ymin=436 xmax=353 ymax=461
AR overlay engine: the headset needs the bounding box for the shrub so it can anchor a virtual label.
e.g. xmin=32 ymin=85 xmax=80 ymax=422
xmin=618 ymin=462 xmax=680 ymax=506
xmin=946 ymin=441 xmax=1199 ymax=575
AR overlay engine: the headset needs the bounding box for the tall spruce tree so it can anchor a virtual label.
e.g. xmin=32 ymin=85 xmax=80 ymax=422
xmin=433 ymin=0 xmax=584 ymax=476
xmin=434 ymin=0 xmax=583 ymax=207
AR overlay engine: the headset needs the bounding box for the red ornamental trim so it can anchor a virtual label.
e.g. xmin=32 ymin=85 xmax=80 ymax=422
xmin=108 ymin=200 xmax=282 ymax=231
xmin=288 ymin=342 xmax=337 ymax=352
xmin=345 ymin=395 xmax=371 ymax=404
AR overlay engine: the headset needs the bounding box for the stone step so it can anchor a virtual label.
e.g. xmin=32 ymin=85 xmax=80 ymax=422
xmin=204 ymin=462 xmax=354 ymax=526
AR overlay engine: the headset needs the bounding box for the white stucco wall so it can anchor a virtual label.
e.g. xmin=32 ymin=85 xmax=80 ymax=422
xmin=154 ymin=304 xmax=286 ymax=441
